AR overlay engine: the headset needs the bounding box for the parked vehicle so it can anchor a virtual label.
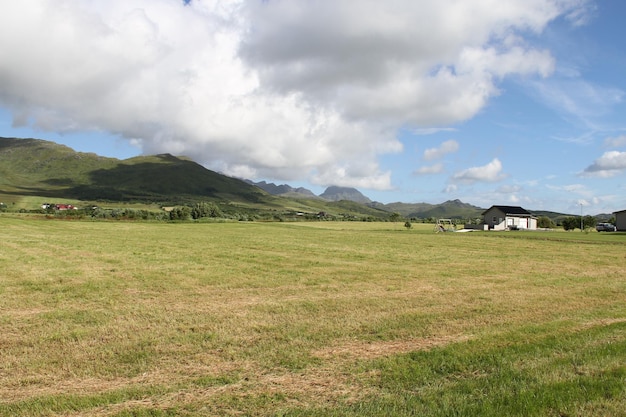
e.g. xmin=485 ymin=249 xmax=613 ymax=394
xmin=596 ymin=222 xmax=617 ymax=232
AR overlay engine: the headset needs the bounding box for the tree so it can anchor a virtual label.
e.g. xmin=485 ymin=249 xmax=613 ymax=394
xmin=582 ymin=215 xmax=596 ymax=229
xmin=404 ymin=221 xmax=412 ymax=230
xmin=561 ymin=217 xmax=578 ymax=231
xmin=537 ymin=216 xmax=555 ymax=229
xmin=389 ymin=212 xmax=402 ymax=223
xmin=169 ymin=206 xmax=191 ymax=221
xmin=191 ymin=202 xmax=223 ymax=219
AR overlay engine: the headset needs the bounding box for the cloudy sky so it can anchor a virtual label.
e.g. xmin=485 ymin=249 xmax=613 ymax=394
xmin=1 ymin=0 xmax=625 ymax=214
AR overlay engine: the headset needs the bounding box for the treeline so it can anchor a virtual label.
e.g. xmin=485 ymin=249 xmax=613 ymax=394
xmin=9 ymin=202 xmax=296 ymax=222
xmin=560 ymin=215 xmax=601 ymax=231
xmin=3 ymin=201 xmax=612 ymax=228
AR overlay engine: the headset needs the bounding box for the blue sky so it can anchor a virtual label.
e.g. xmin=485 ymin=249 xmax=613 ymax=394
xmin=1 ymin=0 xmax=625 ymax=214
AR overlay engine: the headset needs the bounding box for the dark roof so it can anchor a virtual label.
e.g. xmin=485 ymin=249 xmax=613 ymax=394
xmin=482 ymin=205 xmax=531 ymax=216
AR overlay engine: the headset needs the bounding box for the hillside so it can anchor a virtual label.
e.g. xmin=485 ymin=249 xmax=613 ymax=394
xmin=371 ymin=199 xmax=484 ymax=220
xmin=0 ymin=137 xmax=271 ymax=205
xmin=0 ymin=137 xmax=392 ymax=219
xmin=247 ymin=180 xmax=319 ymax=199
xmin=1 ymin=137 xmax=579 ymax=222
xmin=0 ymin=138 xmax=118 ymax=191
xmin=319 ymin=186 xmax=372 ymax=203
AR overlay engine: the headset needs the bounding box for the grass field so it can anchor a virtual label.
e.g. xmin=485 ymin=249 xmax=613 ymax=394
xmin=1 ymin=216 xmax=625 ymax=416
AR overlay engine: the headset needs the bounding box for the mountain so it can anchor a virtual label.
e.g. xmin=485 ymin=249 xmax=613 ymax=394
xmin=0 ymin=137 xmax=270 ymax=204
xmin=319 ymin=186 xmax=372 ymax=204
xmin=1 ymin=137 xmax=580 ymax=222
xmin=248 ymin=182 xmax=374 ymax=204
xmin=418 ymin=199 xmax=484 ymax=220
xmin=0 ymin=137 xmax=393 ymax=220
xmin=247 ymin=180 xmax=318 ymax=199
xmin=369 ymin=199 xmax=483 ymax=220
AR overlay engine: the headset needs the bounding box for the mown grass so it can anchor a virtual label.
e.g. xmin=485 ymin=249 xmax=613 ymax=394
xmin=0 ymin=216 xmax=624 ymax=416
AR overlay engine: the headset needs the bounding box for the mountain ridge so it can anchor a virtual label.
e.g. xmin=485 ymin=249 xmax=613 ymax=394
xmin=0 ymin=137 xmax=269 ymax=204
xmin=1 ymin=136 xmax=581 ymax=220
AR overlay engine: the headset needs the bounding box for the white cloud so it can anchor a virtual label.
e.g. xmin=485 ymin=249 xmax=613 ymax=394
xmin=423 ymin=140 xmax=459 ymax=161
xmin=496 ymin=184 xmax=522 ymax=193
xmin=0 ymin=0 xmax=591 ymax=188
xmin=582 ymin=151 xmax=626 ymax=177
xmin=508 ymin=194 xmax=521 ymax=203
xmin=547 ymin=183 xmax=592 ymax=198
xmin=563 ymin=184 xmax=587 ymax=193
xmin=310 ymin=163 xmax=393 ymax=190
xmin=411 ymin=127 xmax=457 ymax=136
xmin=452 ymin=158 xmax=506 ymax=184
xmin=604 ymin=135 xmax=626 ymax=148
xmin=414 ymin=163 xmax=444 ymax=176
xmin=530 ymin=77 xmax=623 ymax=129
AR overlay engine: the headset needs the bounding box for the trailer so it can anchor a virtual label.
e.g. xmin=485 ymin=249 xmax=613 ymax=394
xmin=434 ymin=218 xmax=455 ymax=232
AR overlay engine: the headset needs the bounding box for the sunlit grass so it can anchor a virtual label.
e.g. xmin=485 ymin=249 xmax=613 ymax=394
xmin=0 ymin=216 xmax=624 ymax=416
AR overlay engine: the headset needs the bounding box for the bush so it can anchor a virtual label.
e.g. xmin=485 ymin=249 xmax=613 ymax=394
xmin=561 ymin=217 xmax=579 ymax=231
xmin=537 ymin=216 xmax=555 ymax=229
xmin=190 ymin=202 xmax=223 ymax=219
xmin=169 ymin=206 xmax=191 ymax=221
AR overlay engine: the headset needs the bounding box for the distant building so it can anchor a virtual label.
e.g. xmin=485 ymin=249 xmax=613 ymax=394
xmin=55 ymin=204 xmax=77 ymax=210
xmin=41 ymin=203 xmax=77 ymax=210
xmin=614 ymin=209 xmax=626 ymax=231
xmin=482 ymin=205 xmax=537 ymax=230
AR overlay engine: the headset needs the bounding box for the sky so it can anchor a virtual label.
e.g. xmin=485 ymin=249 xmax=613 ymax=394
xmin=1 ymin=0 xmax=625 ymax=214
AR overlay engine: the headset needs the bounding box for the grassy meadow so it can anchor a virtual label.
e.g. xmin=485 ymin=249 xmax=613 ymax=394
xmin=1 ymin=216 xmax=625 ymax=416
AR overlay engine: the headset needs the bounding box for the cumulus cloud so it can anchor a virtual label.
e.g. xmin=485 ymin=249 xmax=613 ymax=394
xmin=412 ymin=127 xmax=457 ymax=136
xmin=582 ymin=151 xmax=626 ymax=177
xmin=547 ymin=183 xmax=592 ymax=198
xmin=0 ymin=0 xmax=590 ymax=188
xmin=604 ymin=135 xmax=626 ymax=148
xmin=423 ymin=140 xmax=459 ymax=161
xmin=496 ymin=184 xmax=522 ymax=193
xmin=508 ymin=194 xmax=521 ymax=203
xmin=414 ymin=163 xmax=444 ymax=176
xmin=452 ymin=158 xmax=506 ymax=183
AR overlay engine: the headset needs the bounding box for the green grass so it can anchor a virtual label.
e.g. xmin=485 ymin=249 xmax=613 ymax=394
xmin=307 ymin=322 xmax=626 ymax=416
xmin=0 ymin=217 xmax=624 ymax=416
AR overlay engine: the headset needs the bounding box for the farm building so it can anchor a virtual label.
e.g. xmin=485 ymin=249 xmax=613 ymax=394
xmin=482 ymin=205 xmax=537 ymax=230
xmin=41 ymin=203 xmax=78 ymax=210
xmin=614 ymin=209 xmax=626 ymax=231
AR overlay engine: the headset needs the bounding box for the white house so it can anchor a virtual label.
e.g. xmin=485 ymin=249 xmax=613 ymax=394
xmin=482 ymin=205 xmax=537 ymax=230
xmin=614 ymin=209 xmax=626 ymax=231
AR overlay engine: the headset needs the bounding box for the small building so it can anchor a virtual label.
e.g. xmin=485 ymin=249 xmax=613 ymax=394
xmin=482 ymin=205 xmax=537 ymax=230
xmin=42 ymin=203 xmax=77 ymax=211
xmin=614 ymin=209 xmax=626 ymax=231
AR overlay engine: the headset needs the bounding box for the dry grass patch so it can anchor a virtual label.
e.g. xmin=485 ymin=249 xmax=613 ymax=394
xmin=1 ymin=218 xmax=624 ymax=416
xmin=313 ymin=334 xmax=472 ymax=360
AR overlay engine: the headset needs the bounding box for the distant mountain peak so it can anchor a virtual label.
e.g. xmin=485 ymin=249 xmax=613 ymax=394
xmin=319 ymin=186 xmax=371 ymax=204
xmin=247 ymin=180 xmax=317 ymax=198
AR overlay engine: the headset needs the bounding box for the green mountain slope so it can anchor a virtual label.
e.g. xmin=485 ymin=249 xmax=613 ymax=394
xmin=0 ymin=137 xmax=270 ymax=204
xmin=0 ymin=138 xmax=118 ymax=192
xmin=1 ymin=137 xmax=575 ymax=222
xmin=0 ymin=137 xmax=392 ymax=219
xmin=372 ymin=199 xmax=484 ymax=220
